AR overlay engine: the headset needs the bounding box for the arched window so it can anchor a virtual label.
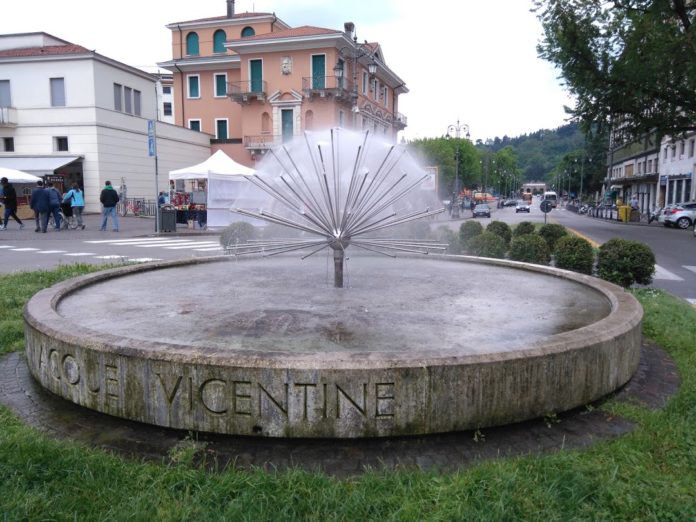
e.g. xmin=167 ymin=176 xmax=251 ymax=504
xmin=305 ymin=110 xmax=314 ymax=130
xmin=213 ymin=30 xmax=227 ymax=53
xmin=241 ymin=26 xmax=255 ymax=38
xmin=261 ymin=112 xmax=271 ymax=133
xmin=186 ymin=32 xmax=199 ymax=56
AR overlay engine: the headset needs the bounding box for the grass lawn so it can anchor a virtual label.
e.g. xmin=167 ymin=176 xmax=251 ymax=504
xmin=1 ymin=265 xmax=695 ymax=521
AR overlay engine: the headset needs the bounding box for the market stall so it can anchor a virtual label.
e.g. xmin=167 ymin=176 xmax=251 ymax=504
xmin=168 ymin=150 xmax=267 ymax=228
xmin=0 ymin=167 xmax=42 ymax=219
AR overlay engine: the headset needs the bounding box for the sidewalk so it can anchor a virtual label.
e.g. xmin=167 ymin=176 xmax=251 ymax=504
xmin=0 ymin=212 xmax=220 ymax=242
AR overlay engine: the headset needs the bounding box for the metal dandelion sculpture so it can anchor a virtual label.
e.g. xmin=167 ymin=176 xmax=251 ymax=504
xmin=232 ymin=128 xmax=446 ymax=287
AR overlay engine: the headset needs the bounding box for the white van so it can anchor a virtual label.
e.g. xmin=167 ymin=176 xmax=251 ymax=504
xmin=543 ymin=191 xmax=558 ymax=208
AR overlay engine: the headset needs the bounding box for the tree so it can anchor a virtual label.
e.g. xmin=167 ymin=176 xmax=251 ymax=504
xmin=407 ymin=137 xmax=480 ymax=197
xmin=534 ymin=0 xmax=696 ymax=141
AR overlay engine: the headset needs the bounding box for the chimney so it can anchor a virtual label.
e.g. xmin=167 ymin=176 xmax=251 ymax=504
xmin=227 ymin=0 xmax=235 ymax=18
xmin=344 ymin=22 xmax=355 ymax=38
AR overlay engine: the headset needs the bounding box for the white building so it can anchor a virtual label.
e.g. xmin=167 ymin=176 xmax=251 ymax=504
xmin=0 ymin=33 xmax=210 ymax=212
xmin=657 ymin=133 xmax=695 ymax=205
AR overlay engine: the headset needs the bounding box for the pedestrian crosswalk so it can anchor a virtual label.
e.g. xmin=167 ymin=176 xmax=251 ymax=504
xmin=84 ymin=237 xmax=223 ymax=252
xmin=0 ymin=236 xmax=224 ymax=265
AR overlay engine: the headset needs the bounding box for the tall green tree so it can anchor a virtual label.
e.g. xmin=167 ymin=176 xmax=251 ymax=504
xmin=534 ymin=0 xmax=696 ymax=140
xmin=407 ymin=137 xmax=480 ymax=197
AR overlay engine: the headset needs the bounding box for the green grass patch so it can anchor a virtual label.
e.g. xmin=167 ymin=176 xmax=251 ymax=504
xmin=1 ymin=267 xmax=696 ymax=519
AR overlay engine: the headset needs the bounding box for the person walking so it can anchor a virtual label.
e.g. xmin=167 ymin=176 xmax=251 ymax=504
xmin=99 ymin=180 xmax=120 ymax=231
xmin=46 ymin=181 xmax=62 ymax=230
xmin=30 ymin=180 xmax=50 ymax=233
xmin=63 ymin=182 xmax=86 ymax=229
xmin=0 ymin=177 xmax=25 ymax=230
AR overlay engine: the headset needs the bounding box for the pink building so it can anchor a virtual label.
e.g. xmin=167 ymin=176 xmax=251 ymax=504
xmin=158 ymin=1 xmax=408 ymax=167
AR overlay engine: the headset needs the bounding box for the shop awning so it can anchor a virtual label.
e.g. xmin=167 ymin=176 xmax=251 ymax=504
xmin=0 ymin=156 xmax=81 ymax=175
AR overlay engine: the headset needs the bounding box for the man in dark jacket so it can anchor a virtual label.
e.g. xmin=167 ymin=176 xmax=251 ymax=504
xmin=46 ymin=182 xmax=62 ymax=230
xmin=99 ymin=180 xmax=120 ymax=231
xmin=0 ymin=177 xmax=25 ymax=230
xmin=30 ymin=180 xmax=50 ymax=233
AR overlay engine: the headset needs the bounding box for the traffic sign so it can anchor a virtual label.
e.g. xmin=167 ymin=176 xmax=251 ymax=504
xmin=540 ymin=200 xmax=553 ymax=213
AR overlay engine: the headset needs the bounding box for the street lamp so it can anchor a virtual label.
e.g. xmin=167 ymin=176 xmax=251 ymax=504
xmin=445 ymin=120 xmax=470 ymax=217
xmin=333 ymin=24 xmax=379 ymax=126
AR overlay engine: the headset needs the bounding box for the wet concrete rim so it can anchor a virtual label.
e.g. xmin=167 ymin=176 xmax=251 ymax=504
xmin=0 ymin=340 xmax=679 ymax=478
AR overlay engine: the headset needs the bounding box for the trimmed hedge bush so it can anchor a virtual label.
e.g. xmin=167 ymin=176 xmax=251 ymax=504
xmin=486 ymin=221 xmax=512 ymax=246
xmin=466 ymin=231 xmax=506 ymax=258
xmin=554 ymin=235 xmax=594 ymax=274
xmin=459 ymin=220 xmax=484 ymax=247
xmin=220 ymin=222 xmax=258 ymax=248
xmin=597 ymin=238 xmax=656 ymax=287
xmin=538 ymin=223 xmax=568 ymax=252
xmin=509 ymin=234 xmax=551 ymax=265
xmin=513 ymin=221 xmax=536 ymax=237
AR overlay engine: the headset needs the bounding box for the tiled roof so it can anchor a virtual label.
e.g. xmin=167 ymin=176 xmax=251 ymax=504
xmin=174 ymin=12 xmax=273 ymax=24
xmin=0 ymin=44 xmax=91 ymax=58
xmin=229 ymin=26 xmax=339 ymax=42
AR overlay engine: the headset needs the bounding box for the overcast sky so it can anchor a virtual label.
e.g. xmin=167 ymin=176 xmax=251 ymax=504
xmin=2 ymin=0 xmax=574 ymax=142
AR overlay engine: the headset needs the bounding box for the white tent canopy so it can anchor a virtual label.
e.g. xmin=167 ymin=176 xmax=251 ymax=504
xmin=0 ymin=167 xmax=42 ymax=184
xmin=168 ymin=150 xmax=267 ymax=228
xmin=168 ymin=150 xmax=255 ymax=179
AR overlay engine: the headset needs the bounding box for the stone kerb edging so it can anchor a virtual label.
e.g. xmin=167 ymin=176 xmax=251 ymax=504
xmin=24 ymin=255 xmax=643 ymax=438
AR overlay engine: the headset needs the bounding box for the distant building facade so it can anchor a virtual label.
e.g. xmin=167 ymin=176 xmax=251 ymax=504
xmin=0 ymin=32 xmax=210 ymax=212
xmin=158 ymin=1 xmax=408 ymax=167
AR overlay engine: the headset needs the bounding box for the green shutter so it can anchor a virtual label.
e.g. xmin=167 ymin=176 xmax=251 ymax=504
xmin=281 ymin=109 xmax=293 ymax=142
xmin=250 ymin=60 xmax=263 ymax=92
xmin=216 ymin=75 xmax=227 ymax=96
xmin=312 ymin=55 xmax=325 ymax=89
xmin=213 ymin=30 xmax=226 ymax=53
xmin=186 ymin=32 xmax=199 ymax=56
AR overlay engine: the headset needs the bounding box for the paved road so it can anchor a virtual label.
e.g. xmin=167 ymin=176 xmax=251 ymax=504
xmin=440 ymin=199 xmax=696 ymax=304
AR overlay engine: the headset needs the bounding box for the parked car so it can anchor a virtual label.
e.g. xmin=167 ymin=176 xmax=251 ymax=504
xmin=515 ymin=200 xmax=531 ymax=213
xmin=662 ymin=202 xmax=696 ymax=229
xmin=472 ymin=203 xmax=491 ymax=218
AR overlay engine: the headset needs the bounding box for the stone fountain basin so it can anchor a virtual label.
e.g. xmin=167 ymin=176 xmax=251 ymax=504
xmin=24 ymin=254 xmax=642 ymax=438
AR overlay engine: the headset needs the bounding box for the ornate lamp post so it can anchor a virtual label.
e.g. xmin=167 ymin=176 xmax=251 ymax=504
xmin=445 ymin=120 xmax=470 ymax=217
xmin=333 ymin=24 xmax=378 ymax=127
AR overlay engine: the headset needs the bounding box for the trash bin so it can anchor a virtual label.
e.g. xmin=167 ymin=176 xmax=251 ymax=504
xmin=618 ymin=205 xmax=630 ymax=223
xmin=159 ymin=205 xmax=177 ymax=232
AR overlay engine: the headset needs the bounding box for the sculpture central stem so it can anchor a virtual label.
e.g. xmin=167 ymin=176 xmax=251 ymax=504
xmin=333 ymin=249 xmax=345 ymax=288
xmin=330 ymin=235 xmax=350 ymax=288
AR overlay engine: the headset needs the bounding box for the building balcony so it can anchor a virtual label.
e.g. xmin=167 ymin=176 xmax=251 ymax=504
xmin=227 ymin=81 xmax=267 ymax=104
xmin=604 ymin=172 xmax=659 ymax=185
xmin=302 ymin=76 xmax=355 ymax=103
xmin=0 ymin=106 xmax=17 ymax=127
xmin=244 ymin=134 xmax=283 ymax=151
xmin=394 ymin=112 xmax=407 ymax=130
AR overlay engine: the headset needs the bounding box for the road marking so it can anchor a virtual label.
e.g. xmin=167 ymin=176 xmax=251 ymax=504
xmin=653 ymin=265 xmax=683 ymax=281
xmin=134 ymin=241 xmax=208 ymax=248
xmin=194 ymin=247 xmax=224 ymax=252
xmin=127 ymin=258 xmax=161 ymax=263
xmin=37 ymin=250 xmax=68 ymax=254
xmin=684 ymin=266 xmax=696 ymax=274
xmin=63 ymin=252 xmax=96 ymax=257
xmin=93 ymin=255 xmax=129 ymax=260
xmin=10 ymin=247 xmax=40 ymax=252
xmin=85 ymin=237 xmax=175 ymax=244
xmin=0 ymin=245 xmax=16 ymax=249
xmin=165 ymin=242 xmax=220 ymax=250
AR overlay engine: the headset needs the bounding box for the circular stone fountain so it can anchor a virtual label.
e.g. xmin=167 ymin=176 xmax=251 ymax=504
xmin=24 ymin=253 xmax=642 ymax=438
